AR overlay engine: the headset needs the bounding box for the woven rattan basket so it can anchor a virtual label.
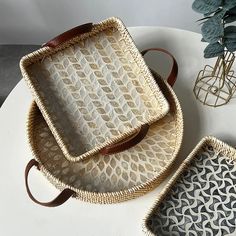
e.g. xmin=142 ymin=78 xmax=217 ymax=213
xmin=25 ymin=70 xmax=183 ymax=206
xmin=143 ymin=136 xmax=236 ymax=235
xmin=20 ymin=17 xmax=170 ymax=162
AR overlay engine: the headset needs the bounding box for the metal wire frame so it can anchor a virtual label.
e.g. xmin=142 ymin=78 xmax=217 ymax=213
xmin=193 ymin=51 xmax=236 ymax=107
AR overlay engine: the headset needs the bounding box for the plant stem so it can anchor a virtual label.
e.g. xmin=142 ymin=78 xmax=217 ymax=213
xmin=220 ymin=18 xmax=226 ymax=89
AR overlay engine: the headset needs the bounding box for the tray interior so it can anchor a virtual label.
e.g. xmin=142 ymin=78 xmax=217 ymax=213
xmin=24 ymin=19 xmax=168 ymax=161
xmin=145 ymin=142 xmax=236 ymax=235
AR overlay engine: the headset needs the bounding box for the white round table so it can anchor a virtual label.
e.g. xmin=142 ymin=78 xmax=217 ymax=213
xmin=1 ymin=27 xmax=236 ymax=236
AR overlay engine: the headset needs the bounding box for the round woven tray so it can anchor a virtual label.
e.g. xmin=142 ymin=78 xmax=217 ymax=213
xmin=26 ymin=71 xmax=183 ymax=204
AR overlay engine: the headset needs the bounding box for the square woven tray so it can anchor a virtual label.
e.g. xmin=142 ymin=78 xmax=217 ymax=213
xmin=143 ymin=136 xmax=236 ymax=235
xmin=20 ymin=17 xmax=169 ymax=162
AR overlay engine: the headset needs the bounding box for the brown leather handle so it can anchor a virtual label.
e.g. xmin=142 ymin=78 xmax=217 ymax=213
xmin=42 ymin=23 xmax=93 ymax=48
xmin=141 ymin=48 xmax=178 ymax=87
xmin=25 ymin=159 xmax=75 ymax=207
xmin=100 ymin=124 xmax=149 ymax=155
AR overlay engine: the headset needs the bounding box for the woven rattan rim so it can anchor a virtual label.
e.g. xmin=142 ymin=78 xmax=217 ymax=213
xmin=142 ymin=136 xmax=236 ymax=235
xmin=26 ymin=74 xmax=183 ymax=204
xmin=21 ymin=17 xmax=170 ymax=162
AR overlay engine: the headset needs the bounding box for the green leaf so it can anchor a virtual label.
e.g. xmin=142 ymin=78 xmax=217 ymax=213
xmin=204 ymin=42 xmax=224 ymax=58
xmin=224 ymin=14 xmax=236 ymax=23
xmin=201 ymin=15 xmax=224 ymax=43
xmin=223 ymin=0 xmax=236 ymax=10
xmin=204 ymin=8 xmax=224 ymax=17
xmin=192 ymin=0 xmax=221 ymax=14
xmin=215 ymin=8 xmax=228 ymax=18
xmin=224 ymin=6 xmax=236 ymax=23
xmin=224 ymin=38 xmax=236 ymax=52
xmin=201 ymin=38 xmax=207 ymax=42
xmin=224 ymin=26 xmax=236 ymax=38
xmin=197 ymin=16 xmax=211 ymax=22
xmin=228 ymin=6 xmax=236 ymax=14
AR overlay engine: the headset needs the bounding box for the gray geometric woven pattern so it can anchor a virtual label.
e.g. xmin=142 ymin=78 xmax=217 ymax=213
xmin=146 ymin=145 xmax=236 ymax=236
xmin=28 ymin=25 xmax=168 ymax=160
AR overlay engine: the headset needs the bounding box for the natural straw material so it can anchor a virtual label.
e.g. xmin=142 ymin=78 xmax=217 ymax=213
xmin=26 ymin=73 xmax=183 ymax=204
xmin=21 ymin=17 xmax=169 ymax=162
xmin=143 ymin=136 xmax=236 ymax=235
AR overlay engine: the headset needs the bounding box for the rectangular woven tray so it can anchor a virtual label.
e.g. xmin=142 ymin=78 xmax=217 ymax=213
xmin=143 ymin=136 xmax=236 ymax=235
xmin=20 ymin=17 xmax=169 ymax=162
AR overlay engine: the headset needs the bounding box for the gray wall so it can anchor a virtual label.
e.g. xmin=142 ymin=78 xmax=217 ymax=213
xmin=0 ymin=0 xmax=200 ymax=44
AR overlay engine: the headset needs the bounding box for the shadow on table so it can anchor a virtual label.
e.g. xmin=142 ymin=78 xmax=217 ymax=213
xmin=0 ymin=45 xmax=39 ymax=107
xmin=0 ymin=96 xmax=4 ymax=107
xmin=142 ymin=45 xmax=202 ymax=173
xmin=174 ymin=81 xmax=202 ymax=164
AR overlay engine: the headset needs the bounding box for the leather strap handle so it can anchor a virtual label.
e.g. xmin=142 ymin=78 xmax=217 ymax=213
xmin=25 ymin=159 xmax=75 ymax=207
xmin=141 ymin=48 xmax=178 ymax=87
xmin=100 ymin=124 xmax=149 ymax=155
xmin=42 ymin=23 xmax=93 ymax=48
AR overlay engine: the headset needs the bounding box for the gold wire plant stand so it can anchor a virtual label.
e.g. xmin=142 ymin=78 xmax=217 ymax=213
xmin=193 ymin=51 xmax=236 ymax=107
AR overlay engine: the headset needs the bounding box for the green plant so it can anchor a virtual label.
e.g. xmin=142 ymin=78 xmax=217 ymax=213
xmin=192 ymin=0 xmax=236 ymax=58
